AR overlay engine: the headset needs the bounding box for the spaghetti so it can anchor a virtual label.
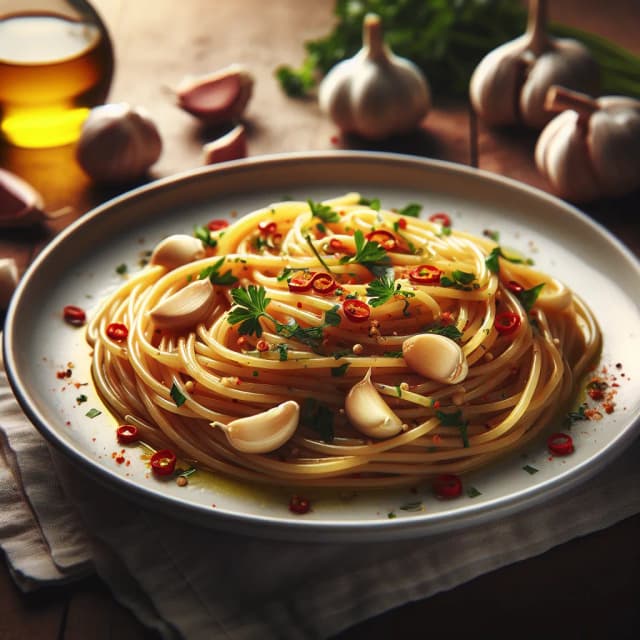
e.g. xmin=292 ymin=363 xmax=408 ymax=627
xmin=86 ymin=194 xmax=601 ymax=487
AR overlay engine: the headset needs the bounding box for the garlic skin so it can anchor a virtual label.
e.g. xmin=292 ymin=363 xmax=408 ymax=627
xmin=318 ymin=13 xmax=430 ymax=140
xmin=469 ymin=0 xmax=599 ymax=129
xmin=402 ymin=334 xmax=468 ymax=385
xmin=176 ymin=64 xmax=254 ymax=125
xmin=76 ymin=103 xmax=162 ymax=184
xmin=149 ymin=278 xmax=216 ymax=331
xmin=150 ymin=234 xmax=206 ymax=270
xmin=535 ymin=86 xmax=640 ymax=202
xmin=0 ymin=258 xmax=19 ymax=309
xmin=212 ymin=400 xmax=300 ymax=454
xmin=203 ymin=124 xmax=247 ymax=165
xmin=345 ymin=369 xmax=404 ymax=439
xmin=0 ymin=168 xmax=45 ymax=228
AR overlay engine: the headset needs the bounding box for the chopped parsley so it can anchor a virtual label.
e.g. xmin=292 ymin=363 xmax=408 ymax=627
xmin=85 ymin=408 xmax=101 ymax=419
xmin=522 ymin=464 xmax=539 ymax=475
xmin=339 ymin=229 xmax=390 ymax=273
xmin=115 ymin=263 xmax=127 ymax=275
xmin=194 ymin=225 xmax=217 ymax=247
xmin=358 ymin=196 xmax=381 ymax=211
xmin=518 ymin=283 xmax=545 ymax=312
xmin=398 ymin=202 xmax=422 ymax=218
xmin=170 ymin=382 xmax=186 ymax=407
xmin=199 ymin=257 xmax=238 ymax=286
xmin=424 ymin=323 xmax=463 ymax=341
xmin=301 ymin=398 xmax=334 ymax=442
xmin=331 ymin=363 xmax=350 ymax=377
xmin=440 ymin=270 xmax=477 ymax=290
xmin=436 ymin=409 xmax=469 ymax=447
xmin=308 ymin=199 xmax=340 ymax=223
xmin=485 ymin=246 xmax=534 ymax=274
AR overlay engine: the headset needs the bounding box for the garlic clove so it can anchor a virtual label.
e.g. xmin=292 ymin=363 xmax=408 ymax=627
xmin=76 ymin=103 xmax=162 ymax=184
xmin=212 ymin=400 xmax=299 ymax=454
xmin=176 ymin=64 xmax=254 ymax=125
xmin=318 ymin=13 xmax=430 ymax=140
xmin=149 ymin=278 xmax=216 ymax=330
xmin=203 ymin=124 xmax=247 ymax=165
xmin=0 ymin=169 xmax=46 ymax=228
xmin=402 ymin=334 xmax=468 ymax=385
xmin=344 ymin=369 xmax=404 ymax=439
xmin=0 ymin=258 xmax=19 ymax=309
xmin=150 ymin=234 xmax=206 ymax=270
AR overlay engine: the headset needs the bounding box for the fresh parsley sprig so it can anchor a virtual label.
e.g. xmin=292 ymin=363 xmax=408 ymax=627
xmin=339 ymin=229 xmax=390 ymax=275
xmin=308 ymin=199 xmax=340 ymax=223
xmin=366 ymin=273 xmax=415 ymax=315
xmin=440 ymin=270 xmax=477 ymax=290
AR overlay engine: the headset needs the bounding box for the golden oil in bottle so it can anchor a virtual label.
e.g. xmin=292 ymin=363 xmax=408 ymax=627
xmin=0 ymin=13 xmax=113 ymax=148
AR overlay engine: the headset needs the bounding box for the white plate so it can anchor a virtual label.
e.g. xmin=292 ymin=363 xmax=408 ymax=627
xmin=4 ymin=151 xmax=640 ymax=542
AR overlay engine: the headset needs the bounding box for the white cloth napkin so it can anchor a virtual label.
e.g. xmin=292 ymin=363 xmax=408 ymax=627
xmin=2 ymin=343 xmax=640 ymax=640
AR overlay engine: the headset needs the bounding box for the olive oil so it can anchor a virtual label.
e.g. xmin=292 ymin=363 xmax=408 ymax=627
xmin=0 ymin=13 xmax=113 ymax=148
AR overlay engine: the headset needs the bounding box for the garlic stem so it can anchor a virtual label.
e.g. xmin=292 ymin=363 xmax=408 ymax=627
xmin=525 ymin=0 xmax=549 ymax=56
xmin=363 ymin=13 xmax=385 ymax=60
xmin=545 ymin=86 xmax=599 ymax=124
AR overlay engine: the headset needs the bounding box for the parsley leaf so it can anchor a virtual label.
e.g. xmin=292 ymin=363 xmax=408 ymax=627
xmin=518 ymin=283 xmax=545 ymax=312
xmin=436 ymin=409 xmax=469 ymax=447
xmin=424 ymin=323 xmax=463 ymax=341
xmin=308 ymin=199 xmax=340 ymax=223
xmin=199 ymin=257 xmax=238 ymax=286
xmin=339 ymin=230 xmax=390 ymax=272
xmin=170 ymin=382 xmax=186 ymax=407
xmin=366 ymin=273 xmax=415 ymax=309
xmin=194 ymin=225 xmax=217 ymax=247
xmin=398 ymin=203 xmax=422 ymax=218
xmin=331 ymin=363 xmax=350 ymax=377
xmin=485 ymin=246 xmax=533 ymax=274
xmin=228 ymin=285 xmax=271 ymax=337
xmin=359 ymin=196 xmax=381 ymax=211
xmin=440 ymin=270 xmax=477 ymax=290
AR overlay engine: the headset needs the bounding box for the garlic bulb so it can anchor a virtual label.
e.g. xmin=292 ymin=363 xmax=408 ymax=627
xmin=175 ymin=64 xmax=254 ymax=125
xmin=212 ymin=400 xmax=299 ymax=454
xmin=150 ymin=234 xmax=206 ymax=270
xmin=149 ymin=278 xmax=216 ymax=330
xmin=76 ymin=103 xmax=162 ymax=184
xmin=0 ymin=168 xmax=45 ymax=228
xmin=203 ymin=124 xmax=247 ymax=165
xmin=469 ymin=0 xmax=599 ymax=129
xmin=318 ymin=13 xmax=430 ymax=140
xmin=402 ymin=334 xmax=468 ymax=384
xmin=535 ymin=86 xmax=640 ymax=202
xmin=345 ymin=369 xmax=404 ymax=439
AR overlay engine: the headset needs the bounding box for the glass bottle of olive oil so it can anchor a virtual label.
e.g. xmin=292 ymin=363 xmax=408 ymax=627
xmin=0 ymin=2 xmax=113 ymax=148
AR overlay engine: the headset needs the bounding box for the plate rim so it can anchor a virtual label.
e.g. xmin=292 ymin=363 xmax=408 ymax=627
xmin=4 ymin=150 xmax=640 ymax=542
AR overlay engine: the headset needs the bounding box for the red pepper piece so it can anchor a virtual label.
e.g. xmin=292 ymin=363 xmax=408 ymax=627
xmin=288 ymin=271 xmax=316 ymax=293
xmin=433 ymin=474 xmax=463 ymax=499
xmin=311 ymin=272 xmax=338 ymax=295
xmin=506 ymin=280 xmax=524 ymax=294
xmin=207 ymin=219 xmax=229 ymax=231
xmin=366 ymin=229 xmax=397 ymax=251
xmin=106 ymin=322 xmax=129 ymax=341
xmin=289 ymin=495 xmax=311 ymax=514
xmin=342 ymin=299 xmax=371 ymax=323
xmin=258 ymin=220 xmax=277 ymax=235
xmin=429 ymin=212 xmax=452 ymax=227
xmin=329 ymin=238 xmax=344 ymax=252
xmin=547 ymin=433 xmax=574 ymax=456
xmin=409 ymin=264 xmax=442 ymax=285
xmin=116 ymin=424 xmax=139 ymax=444
xmin=494 ymin=311 xmax=521 ymax=336
xmin=150 ymin=449 xmax=177 ymax=476
xmin=63 ymin=305 xmax=86 ymax=326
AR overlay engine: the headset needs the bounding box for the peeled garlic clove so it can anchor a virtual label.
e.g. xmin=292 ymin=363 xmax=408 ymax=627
xmin=213 ymin=400 xmax=299 ymax=454
xmin=345 ymin=369 xmax=403 ymax=439
xmin=76 ymin=103 xmax=162 ymax=184
xmin=176 ymin=64 xmax=254 ymax=125
xmin=150 ymin=234 xmax=206 ymax=270
xmin=0 ymin=169 xmax=46 ymax=228
xmin=402 ymin=334 xmax=468 ymax=384
xmin=150 ymin=278 xmax=215 ymax=330
xmin=0 ymin=258 xmax=19 ymax=309
xmin=203 ymin=124 xmax=247 ymax=165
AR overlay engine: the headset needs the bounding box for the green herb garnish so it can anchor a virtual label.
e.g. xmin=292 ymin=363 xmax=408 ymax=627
xmin=331 ymin=363 xmax=350 ymax=377
xmin=518 ymin=283 xmax=545 ymax=312
xmin=366 ymin=273 xmax=415 ymax=314
xmin=199 ymin=257 xmax=238 ymax=286
xmin=424 ymin=323 xmax=463 ymax=341
xmin=308 ymin=199 xmax=340 ymax=223
xmin=170 ymin=383 xmax=186 ymax=407
xmin=436 ymin=409 xmax=469 ymax=448
xmin=301 ymin=398 xmax=334 ymax=442
xmin=115 ymin=263 xmax=127 ymax=275
xmin=85 ymin=408 xmax=101 ymax=419
xmin=228 ymin=285 xmax=271 ymax=338
xmin=339 ymin=229 xmax=390 ymax=274
xmin=194 ymin=225 xmax=217 ymax=248
xmin=440 ymin=270 xmax=477 ymax=290
xmin=398 ymin=203 xmax=422 ymax=218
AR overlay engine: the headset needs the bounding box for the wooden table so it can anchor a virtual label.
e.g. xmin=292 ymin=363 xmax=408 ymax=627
xmin=1 ymin=1 xmax=639 ymax=637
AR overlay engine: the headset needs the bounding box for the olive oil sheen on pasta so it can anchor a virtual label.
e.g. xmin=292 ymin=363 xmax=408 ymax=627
xmin=0 ymin=13 xmax=113 ymax=148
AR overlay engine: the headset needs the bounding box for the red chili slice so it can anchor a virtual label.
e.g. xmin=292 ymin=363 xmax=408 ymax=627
xmin=409 ymin=264 xmax=442 ymax=285
xmin=63 ymin=305 xmax=86 ymax=326
xmin=429 ymin=212 xmax=452 ymax=227
xmin=311 ymin=272 xmax=338 ymax=295
xmin=116 ymin=424 xmax=139 ymax=444
xmin=288 ymin=270 xmax=316 ymax=293
xmin=366 ymin=229 xmax=397 ymax=251
xmin=207 ymin=219 xmax=229 ymax=231
xmin=329 ymin=238 xmax=344 ymax=252
xmin=150 ymin=449 xmax=177 ymax=476
xmin=258 ymin=220 xmax=277 ymax=235
xmin=106 ymin=322 xmax=129 ymax=341
xmin=506 ymin=280 xmax=524 ymax=294
xmin=342 ymin=299 xmax=371 ymax=323
xmin=396 ymin=217 xmax=407 ymax=230
xmin=494 ymin=311 xmax=521 ymax=336
xmin=289 ymin=495 xmax=311 ymax=514
xmin=433 ymin=473 xmax=463 ymax=499
xmin=547 ymin=432 xmax=574 ymax=456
